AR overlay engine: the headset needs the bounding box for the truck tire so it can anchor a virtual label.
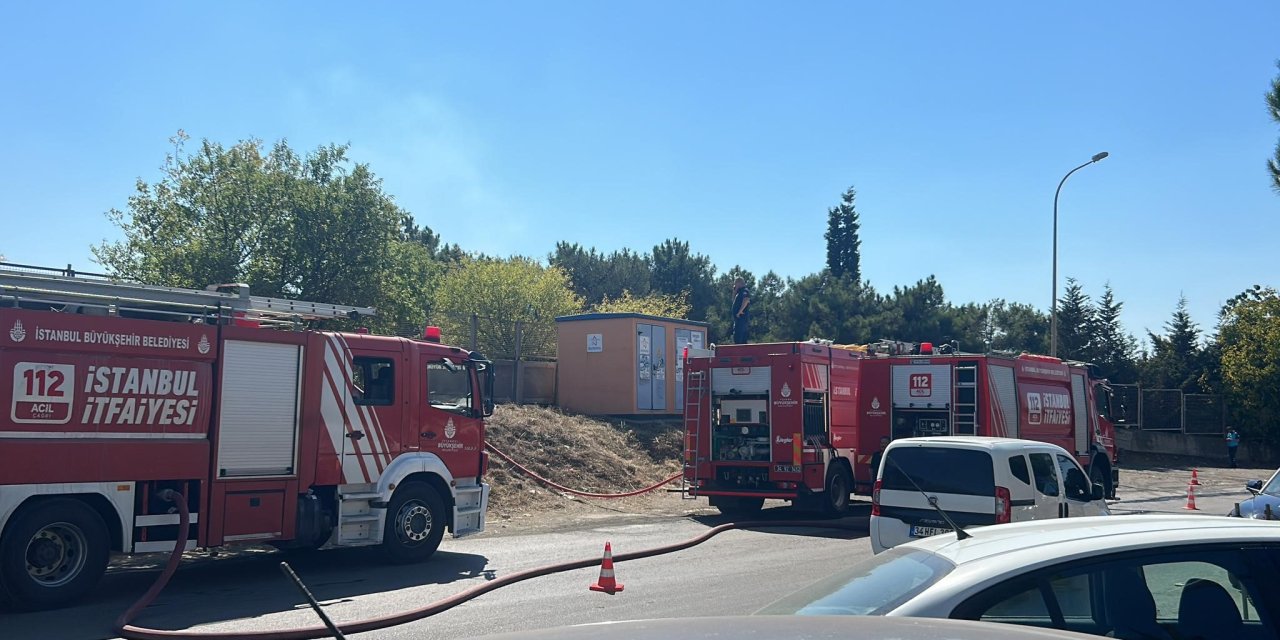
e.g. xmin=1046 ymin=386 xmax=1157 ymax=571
xmin=381 ymin=483 xmax=446 ymax=564
xmin=713 ymin=497 xmax=764 ymax=518
xmin=824 ymin=468 xmax=852 ymax=516
xmin=0 ymin=498 xmax=110 ymax=611
xmin=1089 ymin=456 xmax=1114 ymax=500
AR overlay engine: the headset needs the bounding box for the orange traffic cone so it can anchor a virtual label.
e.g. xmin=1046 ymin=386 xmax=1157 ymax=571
xmin=589 ymin=542 xmax=625 ymax=594
xmin=1190 ymin=468 xmax=1201 ymax=486
xmin=1184 ymin=483 xmax=1199 ymax=510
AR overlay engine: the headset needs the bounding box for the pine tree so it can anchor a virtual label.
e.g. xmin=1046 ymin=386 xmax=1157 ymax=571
xmin=1090 ymin=284 xmax=1139 ymax=382
xmin=1055 ymin=278 xmax=1095 ymax=361
xmin=1140 ymin=296 xmax=1205 ymax=392
xmin=1267 ymin=62 xmax=1280 ymax=192
xmin=824 ymin=186 xmax=862 ymax=281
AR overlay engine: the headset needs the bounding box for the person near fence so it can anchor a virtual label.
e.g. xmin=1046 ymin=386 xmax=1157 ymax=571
xmin=1226 ymin=427 xmax=1241 ymax=468
xmin=731 ymin=277 xmax=751 ymax=344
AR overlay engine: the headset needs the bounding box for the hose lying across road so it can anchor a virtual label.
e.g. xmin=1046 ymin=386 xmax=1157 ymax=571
xmin=116 ymin=491 xmax=860 ymax=640
xmin=485 ymin=442 xmax=682 ymax=498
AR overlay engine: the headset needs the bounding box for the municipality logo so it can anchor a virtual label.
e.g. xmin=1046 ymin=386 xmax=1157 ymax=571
xmin=444 ymin=417 xmax=457 ymax=439
xmin=780 ymin=382 xmax=792 ymax=399
xmin=871 ymin=397 xmax=881 ymax=410
xmin=9 ymin=320 xmax=26 ymax=343
xmin=197 ymin=335 xmax=211 ymax=355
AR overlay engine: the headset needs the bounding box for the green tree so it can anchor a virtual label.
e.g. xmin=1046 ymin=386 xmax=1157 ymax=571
xmin=1055 ymin=278 xmax=1095 ymax=361
xmin=650 ymin=239 xmax=717 ymax=321
xmin=824 ymin=186 xmax=862 ymax=281
xmin=987 ymin=300 xmax=1050 ymax=354
xmin=1139 ymin=296 xmax=1205 ymax=392
xmin=1268 ymin=62 xmax=1280 ymax=192
xmin=1089 ymin=284 xmax=1139 ymax=381
xmin=550 ymin=242 xmax=651 ymax=305
xmin=93 ymin=134 xmax=434 ymax=333
xmin=431 ymin=257 xmax=583 ymax=358
xmin=593 ymin=290 xmax=690 ymax=318
xmin=1218 ymin=287 xmax=1280 ymax=442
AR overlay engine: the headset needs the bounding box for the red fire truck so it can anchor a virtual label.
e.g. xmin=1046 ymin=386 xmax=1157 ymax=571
xmin=682 ymin=340 xmax=1120 ymax=516
xmin=0 ymin=265 xmax=492 ymax=609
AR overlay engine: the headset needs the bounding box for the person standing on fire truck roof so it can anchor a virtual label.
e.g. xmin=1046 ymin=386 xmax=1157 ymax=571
xmin=732 ymin=277 xmax=751 ymax=344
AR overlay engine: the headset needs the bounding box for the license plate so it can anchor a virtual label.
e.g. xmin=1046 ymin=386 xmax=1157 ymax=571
xmin=910 ymin=525 xmax=951 ymax=538
xmin=773 ymin=464 xmax=801 ymax=473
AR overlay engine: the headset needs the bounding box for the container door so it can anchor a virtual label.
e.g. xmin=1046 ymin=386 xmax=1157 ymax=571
xmin=637 ymin=324 xmax=654 ymax=410
xmin=652 ymin=325 xmax=666 ymax=411
xmin=675 ymin=329 xmax=691 ymax=408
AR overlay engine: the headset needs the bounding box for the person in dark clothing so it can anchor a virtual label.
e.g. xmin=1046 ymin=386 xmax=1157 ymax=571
xmin=869 ymin=436 xmax=891 ymax=479
xmin=731 ymin=277 xmax=751 ymax=344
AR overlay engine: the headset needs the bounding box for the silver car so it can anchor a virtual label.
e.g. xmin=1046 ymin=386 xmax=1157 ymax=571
xmin=763 ymin=514 xmax=1280 ymax=640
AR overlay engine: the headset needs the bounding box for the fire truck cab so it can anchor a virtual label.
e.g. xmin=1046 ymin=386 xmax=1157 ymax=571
xmin=0 ymin=265 xmax=492 ymax=610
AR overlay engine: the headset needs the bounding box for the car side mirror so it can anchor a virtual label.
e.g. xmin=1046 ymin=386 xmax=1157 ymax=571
xmin=1091 ymin=483 xmax=1105 ymax=501
xmin=1247 ymin=480 xmax=1263 ymax=495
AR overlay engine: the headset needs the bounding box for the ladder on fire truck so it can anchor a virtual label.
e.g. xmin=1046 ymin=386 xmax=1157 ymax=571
xmin=953 ymin=362 xmax=979 ymax=435
xmin=0 ymin=263 xmax=375 ymax=324
xmin=680 ymin=369 xmax=706 ymax=499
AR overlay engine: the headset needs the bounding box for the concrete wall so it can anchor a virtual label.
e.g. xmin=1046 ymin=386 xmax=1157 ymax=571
xmin=1116 ymin=428 xmax=1279 ymax=466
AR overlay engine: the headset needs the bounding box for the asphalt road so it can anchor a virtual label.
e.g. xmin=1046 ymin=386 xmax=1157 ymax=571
xmin=5 ymin=507 xmax=872 ymax=640
xmin=6 ymin=460 xmax=1275 ymax=640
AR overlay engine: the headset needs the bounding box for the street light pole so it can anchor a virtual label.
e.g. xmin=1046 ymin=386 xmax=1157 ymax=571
xmin=1051 ymin=151 xmax=1109 ymax=358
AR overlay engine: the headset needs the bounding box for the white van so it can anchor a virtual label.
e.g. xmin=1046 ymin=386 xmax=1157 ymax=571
xmin=870 ymin=436 xmax=1110 ymax=553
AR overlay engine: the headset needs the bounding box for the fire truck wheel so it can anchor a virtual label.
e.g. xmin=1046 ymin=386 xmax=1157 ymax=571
xmin=0 ymin=498 xmax=110 ymax=611
xmin=1090 ymin=458 xmax=1114 ymax=500
xmin=381 ymin=483 xmax=446 ymax=563
xmin=824 ymin=468 xmax=852 ymax=515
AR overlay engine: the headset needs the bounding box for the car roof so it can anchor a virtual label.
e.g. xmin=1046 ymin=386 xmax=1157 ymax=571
xmin=475 ymin=615 xmax=1103 ymax=640
xmin=885 ymin=436 xmax=1068 ymax=453
xmin=907 ymin=514 xmax=1280 ymax=566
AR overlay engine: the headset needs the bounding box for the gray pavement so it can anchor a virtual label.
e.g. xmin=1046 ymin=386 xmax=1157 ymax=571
xmin=7 ymin=457 xmax=1278 ymax=640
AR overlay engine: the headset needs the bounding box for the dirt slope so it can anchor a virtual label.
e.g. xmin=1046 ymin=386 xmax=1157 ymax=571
xmin=483 ymin=405 xmax=691 ymax=525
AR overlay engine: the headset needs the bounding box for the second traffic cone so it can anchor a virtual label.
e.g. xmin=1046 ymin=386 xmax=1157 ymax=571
xmin=589 ymin=542 xmax=625 ymax=594
xmin=1190 ymin=468 xmax=1201 ymax=485
xmin=1184 ymin=482 xmax=1199 ymax=510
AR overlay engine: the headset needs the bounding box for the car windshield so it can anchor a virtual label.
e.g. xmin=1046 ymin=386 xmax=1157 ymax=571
xmin=757 ymin=547 xmax=956 ymax=616
xmin=1261 ymin=472 xmax=1280 ymax=496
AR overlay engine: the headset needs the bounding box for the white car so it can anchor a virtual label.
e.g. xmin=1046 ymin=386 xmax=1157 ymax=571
xmin=762 ymin=515 xmax=1280 ymax=639
xmin=872 ymin=437 xmax=1110 ymax=553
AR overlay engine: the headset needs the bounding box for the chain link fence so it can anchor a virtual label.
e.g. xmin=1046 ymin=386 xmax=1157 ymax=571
xmin=1111 ymin=384 xmax=1142 ymax=428
xmin=1108 ymin=384 xmax=1226 ymax=435
xmin=1183 ymin=394 xmax=1226 ymax=435
xmin=1141 ymin=389 xmax=1184 ymax=431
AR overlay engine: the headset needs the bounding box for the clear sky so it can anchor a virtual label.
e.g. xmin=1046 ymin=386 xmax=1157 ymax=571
xmin=1 ymin=2 xmax=1276 ymax=345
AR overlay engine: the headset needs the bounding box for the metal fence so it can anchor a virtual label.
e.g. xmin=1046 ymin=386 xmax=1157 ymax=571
xmin=1183 ymin=394 xmax=1226 ymax=435
xmin=1108 ymin=384 xmax=1226 ymax=435
xmin=402 ymin=312 xmax=559 ymax=406
xmin=1141 ymin=389 xmax=1185 ymax=431
xmin=1111 ymin=384 xmax=1142 ymax=428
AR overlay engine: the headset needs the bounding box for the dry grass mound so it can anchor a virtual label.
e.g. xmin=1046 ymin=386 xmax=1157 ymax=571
xmin=484 ymin=405 xmax=683 ymax=516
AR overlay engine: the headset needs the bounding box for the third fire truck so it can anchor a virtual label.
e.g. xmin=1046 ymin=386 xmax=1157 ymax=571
xmin=682 ymin=340 xmax=1120 ymax=515
xmin=0 ymin=264 xmax=492 ymax=609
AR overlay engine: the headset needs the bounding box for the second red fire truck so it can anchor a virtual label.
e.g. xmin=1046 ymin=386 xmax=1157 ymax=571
xmin=682 ymin=340 xmax=1120 ymax=515
xmin=0 ymin=265 xmax=493 ymax=609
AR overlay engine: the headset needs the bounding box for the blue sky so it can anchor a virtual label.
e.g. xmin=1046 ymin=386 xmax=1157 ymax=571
xmin=1 ymin=2 xmax=1277 ymax=345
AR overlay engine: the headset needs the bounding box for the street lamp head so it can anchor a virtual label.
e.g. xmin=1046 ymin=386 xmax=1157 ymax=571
xmin=1092 ymin=151 xmax=1109 ymax=163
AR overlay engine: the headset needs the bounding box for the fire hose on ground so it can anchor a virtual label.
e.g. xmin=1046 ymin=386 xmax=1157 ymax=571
xmin=116 ymin=490 xmax=861 ymax=640
xmin=484 ymin=442 xmax=682 ymax=498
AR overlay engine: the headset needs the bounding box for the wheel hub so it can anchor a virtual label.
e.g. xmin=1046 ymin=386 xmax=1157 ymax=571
xmin=25 ymin=524 xmax=86 ymax=586
xmin=398 ymin=503 xmax=433 ymax=543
